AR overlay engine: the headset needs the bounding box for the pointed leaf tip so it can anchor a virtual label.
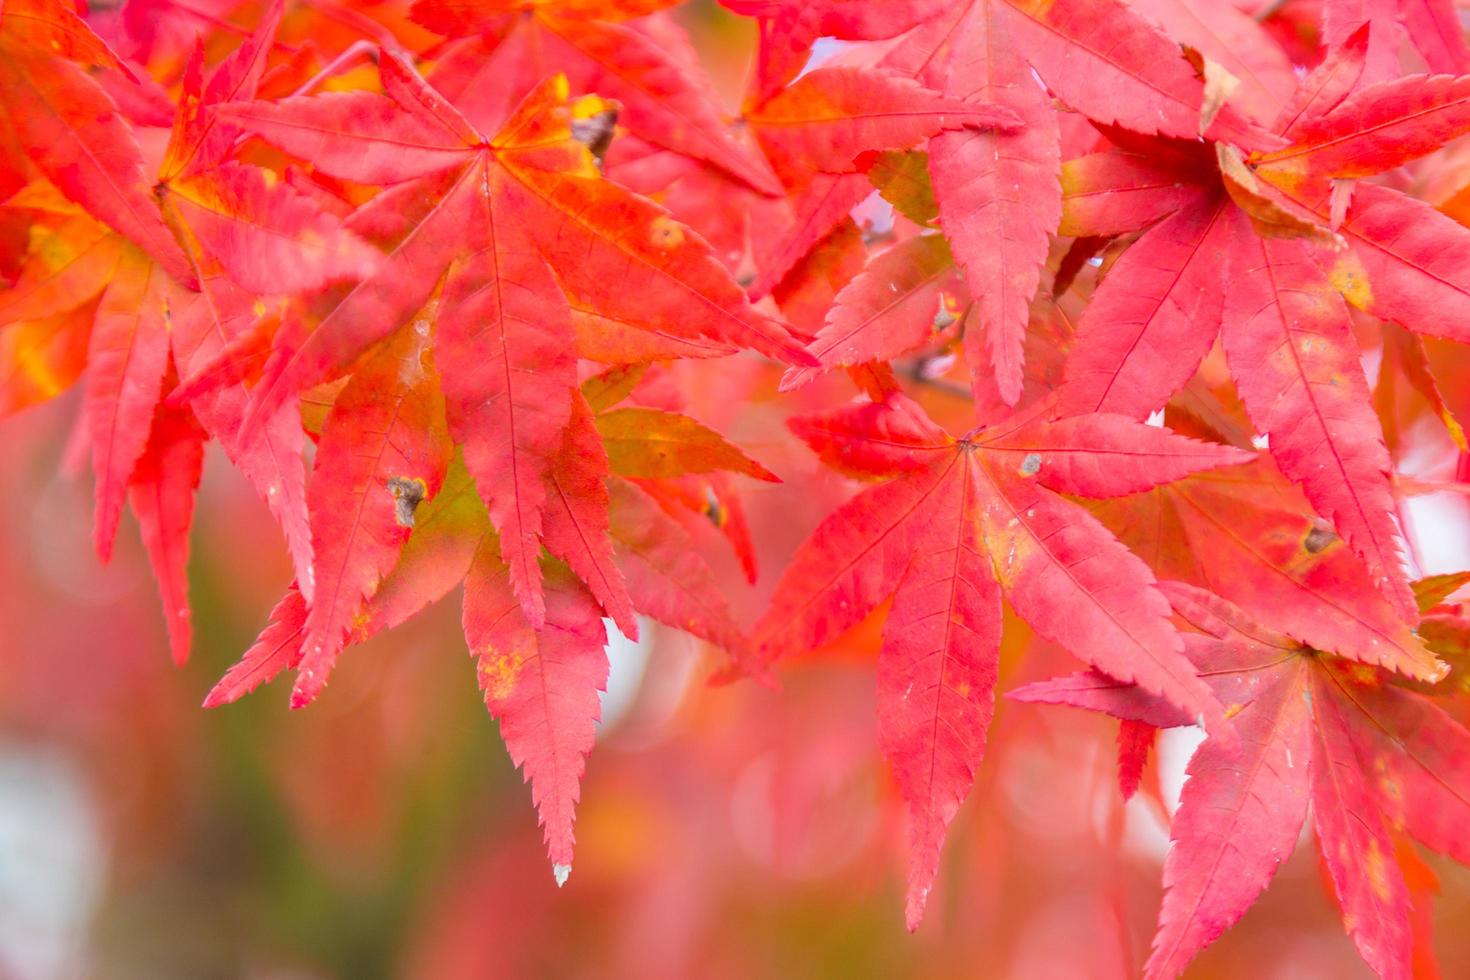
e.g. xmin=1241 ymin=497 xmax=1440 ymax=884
xmin=553 ymin=862 xmax=571 ymax=887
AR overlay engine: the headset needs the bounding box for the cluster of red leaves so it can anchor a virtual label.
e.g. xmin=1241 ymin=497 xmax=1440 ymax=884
xmin=4 ymin=0 xmax=1470 ymax=974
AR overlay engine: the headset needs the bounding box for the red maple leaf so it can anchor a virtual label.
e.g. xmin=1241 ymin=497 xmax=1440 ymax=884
xmin=1013 ymin=582 xmax=1464 ymax=979
xmin=752 ymin=391 xmax=1252 ymax=926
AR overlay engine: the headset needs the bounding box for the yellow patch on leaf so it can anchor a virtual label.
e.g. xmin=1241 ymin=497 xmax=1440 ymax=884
xmin=479 ymin=640 xmax=531 ymax=702
xmin=1328 ymin=252 xmax=1374 ymax=311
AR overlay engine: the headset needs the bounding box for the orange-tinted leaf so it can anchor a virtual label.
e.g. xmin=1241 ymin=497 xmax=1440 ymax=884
xmin=0 ymin=301 xmax=93 ymax=418
xmin=0 ymin=48 xmax=193 ymax=285
xmin=746 ymin=66 xmax=1022 ymax=183
xmin=597 ymin=406 xmax=779 ymax=481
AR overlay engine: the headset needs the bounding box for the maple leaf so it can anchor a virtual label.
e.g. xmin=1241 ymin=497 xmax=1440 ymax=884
xmin=0 ymin=3 xmax=376 ymax=658
xmin=209 ymin=439 xmax=751 ymax=880
xmin=741 ymin=62 xmax=1022 ymax=300
xmin=779 ymin=0 xmax=1273 ymax=408
xmin=415 ymin=0 xmax=783 ymax=195
xmin=289 ymin=303 xmax=453 ymax=708
xmin=718 ymin=0 xmax=949 ymax=101
xmin=877 ymin=0 xmax=1061 ymax=408
xmin=465 ymin=544 xmax=608 ymax=886
xmin=754 ymin=392 xmax=1251 ymax=927
xmin=1048 ymin=30 xmax=1470 ymax=625
xmin=1012 ymin=582 xmax=1470 ymax=979
xmin=0 ymin=0 xmax=192 ymax=285
xmin=1088 ymin=430 xmax=1446 ymax=682
xmin=4 ymin=0 xmax=1470 ymax=961
xmin=220 ymin=53 xmax=807 ymax=626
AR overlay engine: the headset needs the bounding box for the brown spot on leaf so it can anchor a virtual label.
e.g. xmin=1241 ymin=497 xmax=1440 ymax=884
xmin=703 ymin=484 xmax=727 ymax=527
xmin=1304 ymin=521 xmax=1337 ymax=554
xmin=933 ymin=292 xmax=957 ymax=332
xmin=571 ymin=108 xmax=618 ymax=169
xmin=387 ymin=476 xmax=427 ymax=527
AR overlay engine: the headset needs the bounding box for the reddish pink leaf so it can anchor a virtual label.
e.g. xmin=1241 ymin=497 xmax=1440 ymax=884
xmin=977 ymin=410 xmax=1253 ymax=498
xmin=543 ymin=394 xmax=639 ymax=639
xmin=291 ymin=318 xmax=453 ymax=707
xmin=749 ymin=170 xmax=873 ymax=300
xmin=128 ymin=396 xmax=206 ymax=665
xmin=438 ymin=222 xmax=576 ymax=629
xmin=1007 ymin=0 xmax=1253 ymax=143
xmin=913 ymin=0 xmax=1061 ymax=407
xmin=876 ymin=458 xmax=1000 ymax=930
xmin=1256 ymin=74 xmax=1470 ymax=184
xmin=746 ymin=66 xmax=1022 ymax=183
xmin=217 ymin=91 xmax=475 ymax=184
xmin=85 ymin=248 xmax=177 ymax=560
xmin=203 ymin=585 xmax=307 ymax=708
xmin=1008 ymin=670 xmax=1192 ymax=728
xmin=1058 ymin=149 xmax=1206 ymax=239
xmin=171 ymin=277 xmax=314 ymax=599
xmin=463 ymin=547 xmax=608 ymax=880
xmin=1144 ymin=619 xmax=1313 ymax=979
xmin=1058 ymin=194 xmax=1231 ymax=418
xmin=1127 ymin=0 xmax=1296 ymax=123
xmin=753 ymin=454 xmax=954 ymax=662
xmin=1317 ymin=183 xmax=1470 ymax=345
xmin=1273 ymin=24 xmax=1370 ymax=139
xmin=162 ymin=163 xmax=379 ymax=296
xmin=783 ymin=234 xmax=964 ymax=388
xmin=974 ymin=456 xmax=1223 ymax=732
xmin=1094 ymin=464 xmax=1445 ymax=680
xmin=787 ymin=393 xmax=951 ymax=480
xmin=1221 ymin=218 xmax=1416 ymax=625
xmin=1310 ymin=667 xmax=1413 ymax=979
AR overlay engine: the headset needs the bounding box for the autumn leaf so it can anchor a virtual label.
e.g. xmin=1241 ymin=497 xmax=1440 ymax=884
xmin=416 ymin=0 xmax=782 ymax=195
xmin=1012 ymin=583 xmax=1468 ymax=979
xmin=1046 ymin=37 xmax=1470 ymax=625
xmin=881 ymin=0 xmax=1061 ymax=408
xmin=290 ymin=305 xmax=453 ymax=708
xmin=753 ymin=392 xmax=1251 ymax=926
xmin=223 ymin=54 xmax=806 ymax=621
